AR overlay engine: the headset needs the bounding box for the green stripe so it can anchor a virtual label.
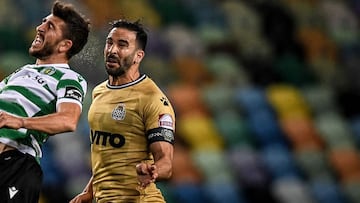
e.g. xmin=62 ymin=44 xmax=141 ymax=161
xmin=34 ymin=66 xmax=65 ymax=81
xmin=44 ymin=84 xmax=56 ymax=97
xmin=0 ymin=100 xmax=27 ymax=116
xmin=33 ymin=99 xmax=57 ymax=116
xmin=3 ymin=85 xmax=49 ymax=108
xmin=0 ymin=128 xmax=26 ymax=139
xmin=50 ymin=69 xmax=65 ymax=80
xmin=58 ymin=79 xmax=84 ymax=95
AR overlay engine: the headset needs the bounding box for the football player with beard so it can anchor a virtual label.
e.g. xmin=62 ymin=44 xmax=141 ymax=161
xmin=0 ymin=1 xmax=90 ymax=202
xmin=70 ymin=19 xmax=175 ymax=203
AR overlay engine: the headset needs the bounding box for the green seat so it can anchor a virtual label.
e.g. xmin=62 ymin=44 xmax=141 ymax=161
xmin=314 ymin=112 xmax=356 ymax=150
xmin=214 ymin=110 xmax=255 ymax=149
xmin=294 ymin=149 xmax=334 ymax=181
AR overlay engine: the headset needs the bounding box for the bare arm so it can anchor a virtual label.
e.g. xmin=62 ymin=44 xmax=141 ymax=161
xmin=0 ymin=102 xmax=81 ymax=135
xmin=136 ymin=141 xmax=174 ymax=188
xmin=150 ymin=141 xmax=174 ymax=180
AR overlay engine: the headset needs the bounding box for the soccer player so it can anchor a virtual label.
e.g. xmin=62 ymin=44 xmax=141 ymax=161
xmin=0 ymin=1 xmax=90 ymax=202
xmin=70 ymin=19 xmax=175 ymax=203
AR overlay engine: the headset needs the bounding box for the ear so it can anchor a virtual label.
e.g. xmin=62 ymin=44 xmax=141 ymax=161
xmin=58 ymin=39 xmax=73 ymax=53
xmin=134 ymin=50 xmax=145 ymax=64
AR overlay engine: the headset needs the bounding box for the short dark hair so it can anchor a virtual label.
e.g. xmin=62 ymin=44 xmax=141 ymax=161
xmin=52 ymin=1 xmax=90 ymax=59
xmin=110 ymin=19 xmax=148 ymax=51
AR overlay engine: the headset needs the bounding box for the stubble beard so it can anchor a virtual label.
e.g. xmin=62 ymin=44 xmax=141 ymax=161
xmin=106 ymin=55 xmax=134 ymax=77
xmin=29 ymin=41 xmax=57 ymax=60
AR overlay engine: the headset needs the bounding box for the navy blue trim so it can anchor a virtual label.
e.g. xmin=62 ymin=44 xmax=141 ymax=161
xmin=106 ymin=74 xmax=147 ymax=89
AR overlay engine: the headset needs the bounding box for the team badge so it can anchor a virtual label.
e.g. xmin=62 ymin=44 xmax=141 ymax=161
xmin=112 ymin=103 xmax=126 ymax=120
xmin=40 ymin=67 xmax=56 ymax=75
xmin=159 ymin=114 xmax=174 ymax=130
xmin=162 ymin=128 xmax=175 ymax=143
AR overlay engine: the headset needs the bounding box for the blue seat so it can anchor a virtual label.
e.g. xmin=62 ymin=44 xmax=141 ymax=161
xmin=247 ymin=110 xmax=288 ymax=147
xmin=349 ymin=116 xmax=360 ymax=148
xmin=203 ymin=181 xmax=248 ymax=203
xmin=228 ymin=147 xmax=270 ymax=188
xmin=310 ymin=179 xmax=347 ymax=203
xmin=235 ymin=86 xmax=271 ymax=115
xmin=171 ymin=182 xmax=207 ymax=203
xmin=260 ymin=143 xmax=301 ymax=180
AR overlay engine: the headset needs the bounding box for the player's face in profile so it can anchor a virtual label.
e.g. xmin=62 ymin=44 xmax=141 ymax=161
xmin=29 ymin=14 xmax=64 ymax=59
xmin=104 ymin=27 xmax=137 ymax=77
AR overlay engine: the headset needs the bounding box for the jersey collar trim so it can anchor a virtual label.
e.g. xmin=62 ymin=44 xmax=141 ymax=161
xmin=106 ymin=74 xmax=147 ymax=89
xmin=30 ymin=63 xmax=70 ymax=69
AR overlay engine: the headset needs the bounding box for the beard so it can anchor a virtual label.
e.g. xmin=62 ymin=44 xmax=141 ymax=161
xmin=29 ymin=40 xmax=57 ymax=60
xmin=105 ymin=54 xmax=135 ymax=77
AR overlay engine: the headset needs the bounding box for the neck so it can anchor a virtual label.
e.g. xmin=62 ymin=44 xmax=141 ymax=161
xmin=109 ymin=67 xmax=140 ymax=86
xmin=35 ymin=55 xmax=69 ymax=65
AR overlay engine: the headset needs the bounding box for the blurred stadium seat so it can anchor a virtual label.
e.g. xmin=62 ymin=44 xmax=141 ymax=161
xmin=1 ymin=0 xmax=360 ymax=202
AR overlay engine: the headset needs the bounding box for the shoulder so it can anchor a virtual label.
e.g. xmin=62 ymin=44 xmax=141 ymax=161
xmin=141 ymin=77 xmax=166 ymax=95
xmin=93 ymin=81 xmax=108 ymax=90
xmin=92 ymin=81 xmax=108 ymax=97
xmin=61 ymin=67 xmax=87 ymax=81
xmin=140 ymin=77 xmax=174 ymax=111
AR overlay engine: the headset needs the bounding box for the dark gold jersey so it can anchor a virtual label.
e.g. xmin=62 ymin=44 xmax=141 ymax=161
xmin=88 ymin=74 xmax=175 ymax=203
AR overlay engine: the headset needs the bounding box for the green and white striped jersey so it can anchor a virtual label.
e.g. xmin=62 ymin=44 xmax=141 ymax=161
xmin=0 ymin=63 xmax=87 ymax=161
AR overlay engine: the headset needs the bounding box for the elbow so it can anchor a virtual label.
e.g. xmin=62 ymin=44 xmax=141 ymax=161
xmin=166 ymin=170 xmax=173 ymax=179
xmin=64 ymin=120 xmax=78 ymax=132
xmin=67 ymin=125 xmax=77 ymax=132
xmin=67 ymin=123 xmax=77 ymax=132
xmin=164 ymin=165 xmax=173 ymax=180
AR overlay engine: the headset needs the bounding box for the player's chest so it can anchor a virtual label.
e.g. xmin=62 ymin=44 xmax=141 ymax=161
xmin=10 ymin=69 xmax=57 ymax=89
xmin=89 ymin=94 xmax=142 ymax=125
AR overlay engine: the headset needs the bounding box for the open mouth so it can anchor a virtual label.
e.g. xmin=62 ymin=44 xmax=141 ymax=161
xmin=106 ymin=55 xmax=119 ymax=64
xmin=31 ymin=34 xmax=43 ymax=47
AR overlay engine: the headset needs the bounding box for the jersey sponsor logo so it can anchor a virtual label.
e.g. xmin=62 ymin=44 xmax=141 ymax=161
xmin=64 ymin=86 xmax=83 ymax=102
xmin=33 ymin=75 xmax=45 ymax=85
xmin=90 ymin=130 xmax=125 ymax=148
xmin=112 ymin=103 xmax=126 ymax=120
xmin=9 ymin=186 xmax=18 ymax=199
xmin=40 ymin=67 xmax=56 ymax=75
xmin=159 ymin=114 xmax=174 ymax=130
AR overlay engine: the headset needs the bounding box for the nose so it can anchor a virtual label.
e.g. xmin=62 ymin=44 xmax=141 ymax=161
xmin=36 ymin=23 xmax=45 ymax=33
xmin=108 ymin=44 xmax=118 ymax=54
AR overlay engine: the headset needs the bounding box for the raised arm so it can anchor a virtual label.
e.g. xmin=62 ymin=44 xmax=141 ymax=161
xmin=0 ymin=102 xmax=81 ymax=135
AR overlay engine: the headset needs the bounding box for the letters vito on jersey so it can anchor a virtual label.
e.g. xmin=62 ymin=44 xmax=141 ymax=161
xmin=90 ymin=130 xmax=125 ymax=148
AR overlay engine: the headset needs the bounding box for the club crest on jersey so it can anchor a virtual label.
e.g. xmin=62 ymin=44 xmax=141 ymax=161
xmin=112 ymin=103 xmax=126 ymax=120
xmin=159 ymin=114 xmax=174 ymax=130
xmin=40 ymin=67 xmax=56 ymax=75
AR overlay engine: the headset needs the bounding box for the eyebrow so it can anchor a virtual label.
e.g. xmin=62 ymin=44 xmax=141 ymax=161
xmin=107 ymin=37 xmax=129 ymax=45
xmin=42 ymin=17 xmax=56 ymax=28
xmin=118 ymin=39 xmax=129 ymax=45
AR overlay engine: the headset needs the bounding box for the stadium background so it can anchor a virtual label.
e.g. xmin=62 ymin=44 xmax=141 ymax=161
xmin=1 ymin=0 xmax=360 ymax=202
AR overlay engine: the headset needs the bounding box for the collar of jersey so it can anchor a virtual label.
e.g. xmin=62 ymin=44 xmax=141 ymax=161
xmin=106 ymin=74 xmax=147 ymax=89
xmin=30 ymin=63 xmax=70 ymax=69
